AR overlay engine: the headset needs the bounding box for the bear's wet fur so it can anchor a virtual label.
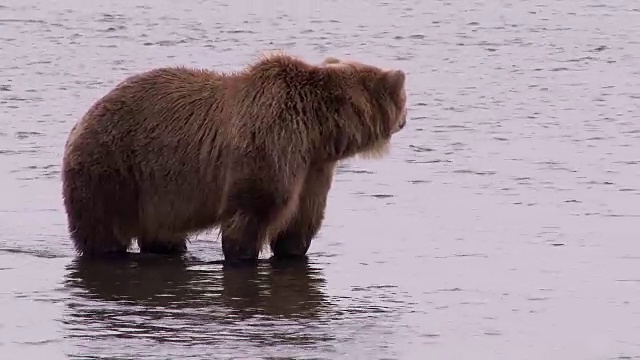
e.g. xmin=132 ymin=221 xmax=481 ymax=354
xmin=61 ymin=52 xmax=408 ymax=263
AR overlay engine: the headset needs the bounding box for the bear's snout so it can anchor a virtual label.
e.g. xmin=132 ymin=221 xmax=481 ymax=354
xmin=396 ymin=110 xmax=407 ymax=132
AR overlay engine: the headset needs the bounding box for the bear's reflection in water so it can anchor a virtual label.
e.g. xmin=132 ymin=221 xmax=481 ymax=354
xmin=62 ymin=255 xmax=335 ymax=355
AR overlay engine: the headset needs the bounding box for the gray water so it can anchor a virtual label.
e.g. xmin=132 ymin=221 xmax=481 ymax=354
xmin=1 ymin=0 xmax=639 ymax=359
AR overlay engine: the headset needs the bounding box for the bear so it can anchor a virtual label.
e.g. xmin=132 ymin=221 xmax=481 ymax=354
xmin=61 ymin=52 xmax=408 ymax=264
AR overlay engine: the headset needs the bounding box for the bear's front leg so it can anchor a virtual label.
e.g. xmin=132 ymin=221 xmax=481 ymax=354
xmin=270 ymin=162 xmax=336 ymax=260
xmin=220 ymin=214 xmax=266 ymax=264
xmin=220 ymin=176 xmax=299 ymax=265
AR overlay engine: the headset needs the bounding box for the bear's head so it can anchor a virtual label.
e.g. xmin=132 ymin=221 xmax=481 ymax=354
xmin=242 ymin=52 xmax=407 ymax=161
xmin=321 ymin=56 xmax=407 ymax=159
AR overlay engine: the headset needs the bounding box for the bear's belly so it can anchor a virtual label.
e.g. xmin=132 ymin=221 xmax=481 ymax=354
xmin=137 ymin=188 xmax=223 ymax=236
xmin=133 ymin=162 xmax=225 ymax=236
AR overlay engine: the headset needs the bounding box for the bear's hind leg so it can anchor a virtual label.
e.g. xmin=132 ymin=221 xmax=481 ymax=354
xmin=62 ymin=166 xmax=134 ymax=258
xmin=138 ymin=234 xmax=188 ymax=256
xmin=68 ymin=216 xmax=131 ymax=258
xmin=270 ymin=162 xmax=336 ymax=260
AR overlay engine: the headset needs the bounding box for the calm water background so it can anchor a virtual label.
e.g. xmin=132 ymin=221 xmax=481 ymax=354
xmin=1 ymin=0 xmax=639 ymax=359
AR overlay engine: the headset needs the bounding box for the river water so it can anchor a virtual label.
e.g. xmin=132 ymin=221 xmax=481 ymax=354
xmin=1 ymin=0 xmax=639 ymax=359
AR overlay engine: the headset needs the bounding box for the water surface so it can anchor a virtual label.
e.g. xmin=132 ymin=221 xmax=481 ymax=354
xmin=1 ymin=0 xmax=640 ymax=359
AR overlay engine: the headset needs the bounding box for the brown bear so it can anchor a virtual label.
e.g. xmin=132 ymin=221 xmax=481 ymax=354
xmin=61 ymin=52 xmax=408 ymax=263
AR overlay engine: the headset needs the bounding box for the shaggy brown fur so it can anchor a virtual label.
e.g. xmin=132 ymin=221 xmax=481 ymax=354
xmin=61 ymin=52 xmax=408 ymax=263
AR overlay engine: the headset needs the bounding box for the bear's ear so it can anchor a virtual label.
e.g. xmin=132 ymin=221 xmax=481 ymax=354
xmin=384 ymin=70 xmax=406 ymax=94
xmin=322 ymin=57 xmax=341 ymax=66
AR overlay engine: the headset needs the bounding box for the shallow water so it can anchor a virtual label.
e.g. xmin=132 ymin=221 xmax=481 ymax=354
xmin=1 ymin=0 xmax=640 ymax=359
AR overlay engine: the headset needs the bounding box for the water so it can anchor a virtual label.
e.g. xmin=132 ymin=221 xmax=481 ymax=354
xmin=1 ymin=0 xmax=639 ymax=358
